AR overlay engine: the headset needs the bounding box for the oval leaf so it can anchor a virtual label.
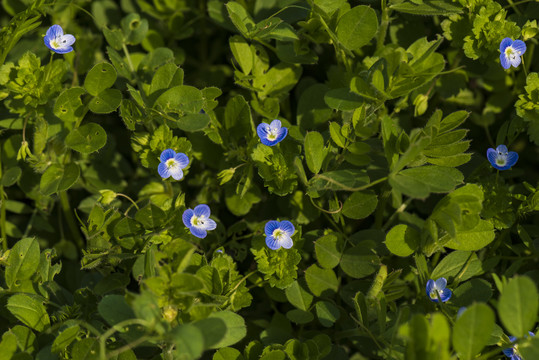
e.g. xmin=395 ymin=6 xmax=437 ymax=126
xmin=65 ymin=123 xmax=107 ymax=154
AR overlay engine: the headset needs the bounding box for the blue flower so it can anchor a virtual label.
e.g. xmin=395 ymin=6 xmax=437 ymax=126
xmin=503 ymin=332 xmax=535 ymax=360
xmin=182 ymin=204 xmax=217 ymax=239
xmin=500 ymin=38 xmax=526 ymax=69
xmin=456 ymin=307 xmax=467 ymax=319
xmin=257 ymin=119 xmax=288 ymax=146
xmin=158 ymin=149 xmax=189 ymax=180
xmin=487 ymin=145 xmax=518 ymax=171
xmin=426 ymin=277 xmax=452 ymax=303
xmin=44 ymin=25 xmax=76 ymax=54
xmin=264 ymin=220 xmax=295 ymax=250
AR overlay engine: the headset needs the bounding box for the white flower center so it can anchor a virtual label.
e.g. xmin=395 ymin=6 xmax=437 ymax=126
xmin=166 ymin=158 xmax=177 ymax=169
xmin=191 ymin=215 xmax=206 ymax=228
xmin=267 ymin=128 xmax=279 ymax=141
xmin=430 ymin=289 xmax=442 ymax=300
xmin=272 ymin=229 xmax=285 ymax=241
xmin=505 ymin=46 xmax=518 ymax=60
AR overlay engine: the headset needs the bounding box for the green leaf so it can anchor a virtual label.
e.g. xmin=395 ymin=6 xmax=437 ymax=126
xmin=305 ymin=264 xmax=339 ymax=297
xmin=192 ymin=317 xmax=227 ymax=349
xmin=213 ymin=347 xmax=244 ymax=360
xmin=324 ymin=88 xmax=363 ymax=111
xmin=54 ymin=87 xmax=86 ymax=123
xmin=149 ymin=63 xmax=183 ymax=98
xmin=286 ymin=309 xmax=314 ymax=324
xmin=315 ymin=301 xmax=340 ymax=327
xmin=452 ymin=304 xmax=495 ymax=360
xmin=176 ymin=113 xmax=211 ymax=132
xmin=98 ymin=295 xmax=135 ymax=326
xmin=103 ymin=27 xmax=124 ymax=50
xmin=135 ymin=204 xmax=166 ymax=229
xmin=385 ymin=224 xmax=419 ymax=257
xmin=71 ymin=338 xmax=99 ymax=360
xmin=88 ymin=88 xmax=122 ymax=114
xmin=40 ymin=163 xmax=80 ymax=196
xmin=285 ymin=280 xmax=313 ymax=311
xmin=389 ymin=166 xmax=463 ymax=199
xmin=304 ymin=131 xmax=325 ymax=174
xmin=154 ymin=85 xmax=204 ymax=114
xmin=52 ymin=325 xmax=80 ymax=353
xmin=442 ymin=220 xmax=495 ymax=251
xmin=308 ymin=169 xmax=370 ymax=195
xmin=230 ymin=35 xmax=253 ymax=74
xmin=84 ymin=63 xmax=117 ymax=96
xmin=498 ymin=276 xmax=539 ymax=337
xmin=7 ymin=294 xmax=50 ymax=332
xmin=1 ymin=166 xmax=21 ymax=186
xmin=65 ymin=123 xmax=107 ymax=154
xmin=5 ymin=238 xmax=40 ymax=289
xmin=314 ymin=233 xmax=343 ymax=269
xmin=207 ymin=311 xmax=247 ymax=349
xmin=171 ymin=324 xmax=204 ymax=359
xmin=430 ymin=251 xmax=483 ymax=282
xmin=340 ymin=247 xmax=379 ymax=279
xmin=171 ymin=273 xmax=205 ymax=294
xmin=390 ymin=0 xmax=463 ymax=15
xmin=519 ymin=337 xmax=539 ymax=360
xmin=336 ymin=6 xmax=378 ymax=50
xmin=253 ymin=63 xmax=302 ymax=97
xmin=342 ymin=191 xmax=378 ymax=219
xmin=121 ymin=13 xmax=149 ymax=45
xmin=226 ymin=1 xmax=256 ymax=37
xmin=0 ymin=332 xmax=17 ymax=358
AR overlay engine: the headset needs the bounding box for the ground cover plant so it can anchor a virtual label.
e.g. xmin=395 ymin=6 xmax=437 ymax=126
xmin=1 ymin=0 xmax=539 ymax=359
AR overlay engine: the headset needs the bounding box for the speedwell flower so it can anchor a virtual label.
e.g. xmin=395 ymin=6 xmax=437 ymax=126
xmin=257 ymin=119 xmax=288 ymax=146
xmin=158 ymin=149 xmax=189 ymax=180
xmin=426 ymin=277 xmax=452 ymax=303
xmin=44 ymin=25 xmax=76 ymax=54
xmin=503 ymin=332 xmax=535 ymax=360
xmin=182 ymin=204 xmax=217 ymax=239
xmin=487 ymin=145 xmax=518 ymax=171
xmin=264 ymin=220 xmax=295 ymax=250
xmin=500 ymin=38 xmax=526 ymax=70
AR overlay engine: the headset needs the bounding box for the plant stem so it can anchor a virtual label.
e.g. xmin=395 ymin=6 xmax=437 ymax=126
xmin=59 ymin=191 xmax=84 ymax=250
xmin=377 ymin=0 xmax=390 ymax=52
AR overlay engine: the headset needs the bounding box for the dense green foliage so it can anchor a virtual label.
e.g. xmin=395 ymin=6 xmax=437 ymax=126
xmin=0 ymin=0 xmax=539 ymax=359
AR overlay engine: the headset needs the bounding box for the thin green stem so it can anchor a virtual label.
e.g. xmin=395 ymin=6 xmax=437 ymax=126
xmin=520 ymin=55 xmax=529 ymax=77
xmin=381 ymin=197 xmax=412 ymax=232
xmin=122 ymin=43 xmax=135 ymax=73
xmin=116 ymin=193 xmax=140 ymax=211
xmin=0 ymin=185 xmax=6 ymax=251
xmin=59 ymin=191 xmax=84 ymax=250
xmin=44 ymin=52 xmax=54 ymax=83
xmin=505 ymin=0 xmax=523 ymax=15
xmin=377 ymin=0 xmax=390 ymax=52
xmin=312 ymin=175 xmax=388 ymax=192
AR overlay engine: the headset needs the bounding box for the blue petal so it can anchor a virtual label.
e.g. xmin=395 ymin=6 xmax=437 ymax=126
xmin=265 ymin=220 xmax=280 ymax=236
xmin=158 ymin=163 xmax=171 ymax=178
xmin=174 ymin=153 xmax=189 ymax=169
xmin=505 ymin=151 xmax=518 ymax=168
xmin=182 ymin=209 xmax=194 ymax=227
xmin=189 ymin=226 xmax=207 ymax=239
xmin=509 ymin=54 xmax=522 ymax=68
xmin=279 ymin=220 xmax=295 ymax=236
xmin=46 ymin=25 xmax=64 ymax=39
xmin=160 ymin=149 xmax=176 ymax=162
xmin=439 ymin=288 xmax=452 ymax=302
xmin=496 ymin=145 xmax=508 ymax=153
xmin=169 ymin=166 xmax=184 ymax=181
xmin=509 ymin=336 xmax=517 ymax=343
xmin=61 ymin=34 xmax=76 ymax=47
xmin=500 ymin=53 xmax=510 ymax=70
xmin=502 ymin=348 xmax=514 ymax=357
xmin=529 ymin=331 xmax=535 ymax=337
xmin=266 ymin=236 xmax=281 ymax=250
xmin=512 ymin=40 xmax=526 ymax=55
xmin=486 ymin=148 xmax=498 ymax=167
xmin=500 ymin=37 xmax=513 ymax=53
xmin=194 ymin=204 xmax=211 ymax=218
xmin=273 ymin=127 xmax=288 ymax=144
xmin=257 ymin=123 xmax=271 ymax=141
xmin=426 ymin=279 xmax=435 ymax=297
xmin=200 ymin=218 xmax=217 ymax=231
xmin=511 ymin=355 xmax=522 ymax=360
xmin=435 ymin=277 xmax=447 ymax=290
xmin=280 ymin=235 xmax=293 ymax=249
xmin=269 ymin=119 xmax=282 ymax=131
xmin=51 ymin=46 xmax=73 ymax=54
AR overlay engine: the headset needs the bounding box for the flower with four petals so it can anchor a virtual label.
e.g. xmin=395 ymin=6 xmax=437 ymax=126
xmin=264 ymin=220 xmax=295 ymax=250
xmin=182 ymin=204 xmax=217 ymax=239
xmin=257 ymin=119 xmax=288 ymax=146
xmin=487 ymin=145 xmax=519 ymax=171
xmin=44 ymin=25 xmax=76 ymax=54
xmin=499 ymin=38 xmax=526 ymax=70
xmin=503 ymin=332 xmax=535 ymax=360
xmin=158 ymin=149 xmax=189 ymax=180
xmin=426 ymin=277 xmax=452 ymax=303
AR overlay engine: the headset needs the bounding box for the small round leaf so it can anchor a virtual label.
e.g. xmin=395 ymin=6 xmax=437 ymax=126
xmin=65 ymin=123 xmax=107 ymax=154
